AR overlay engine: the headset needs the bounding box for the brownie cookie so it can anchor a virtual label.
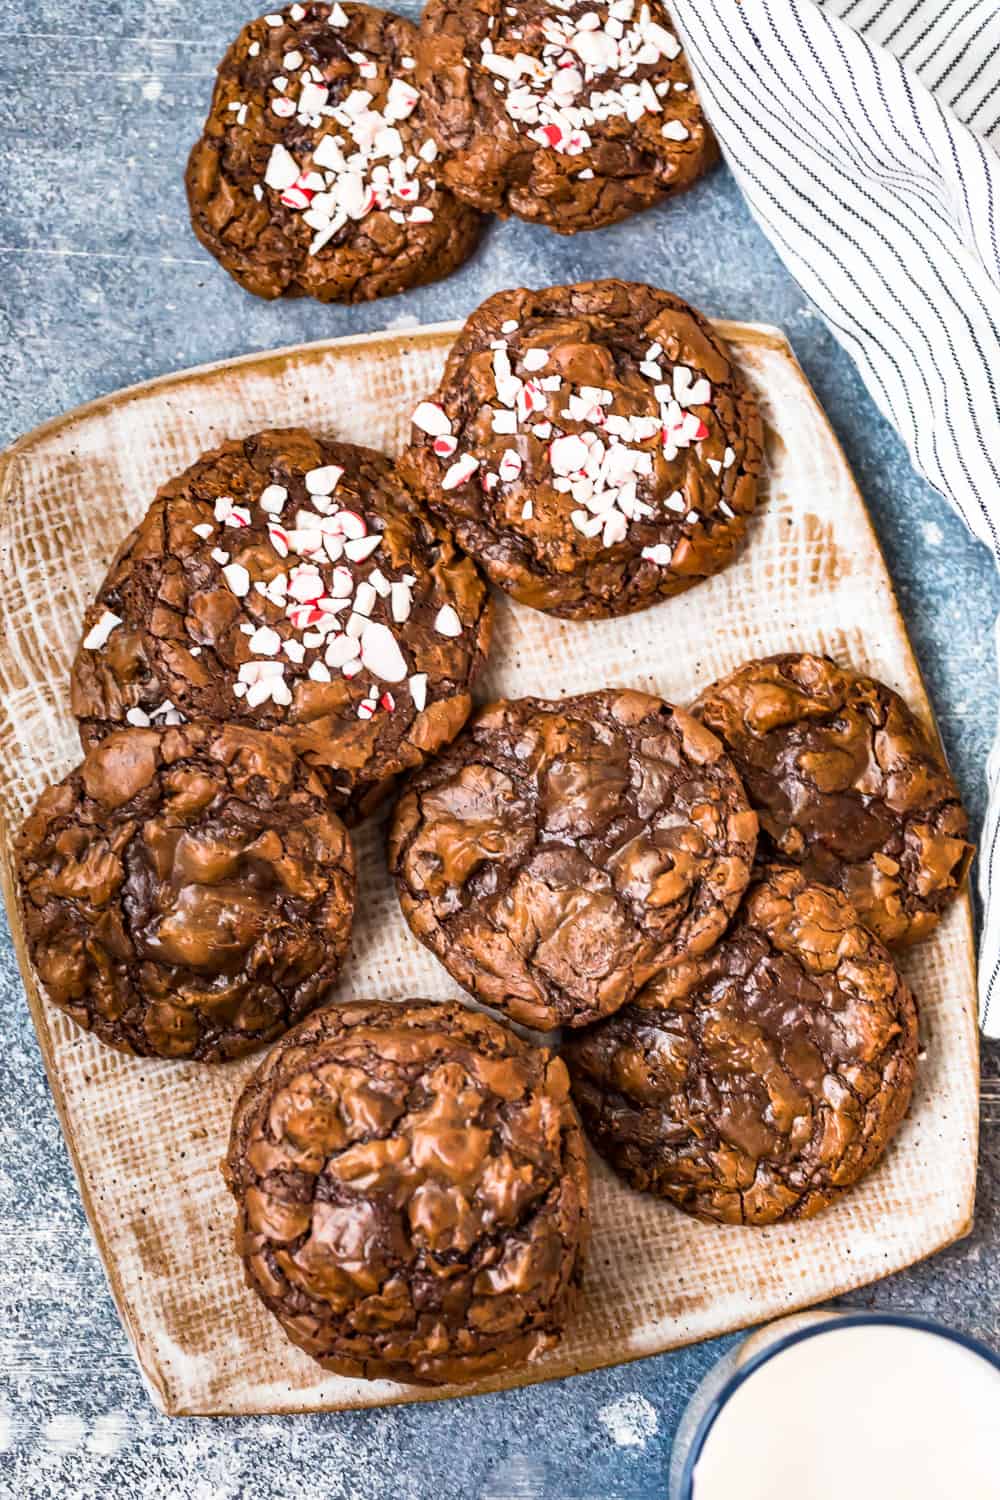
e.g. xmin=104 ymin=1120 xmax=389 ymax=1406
xmin=186 ymin=3 xmax=483 ymax=302
xmin=416 ymin=0 xmax=715 ymax=232
xmin=71 ymin=428 xmax=492 ymax=822
xmin=224 ymin=998 xmax=589 ymax=1384
xmin=389 ymin=691 xmax=758 ymax=1030
xmin=14 ymin=723 xmax=355 ymax=1062
xmin=692 ymin=653 xmax=973 ymax=947
xmin=564 ymin=867 xmax=919 ymax=1225
xmin=400 ymin=280 xmax=763 ymax=619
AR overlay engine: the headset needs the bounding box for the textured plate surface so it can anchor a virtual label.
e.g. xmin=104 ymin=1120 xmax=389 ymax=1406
xmin=0 ymin=320 xmax=979 ymax=1416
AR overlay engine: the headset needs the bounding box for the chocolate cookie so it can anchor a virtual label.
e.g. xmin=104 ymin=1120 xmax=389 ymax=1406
xmin=14 ymin=723 xmax=355 ymax=1062
xmin=389 ymin=691 xmax=758 ymax=1030
xmin=416 ymin=0 xmax=715 ymax=232
xmin=224 ymin=999 xmax=589 ymax=1383
xmin=400 ymin=280 xmax=763 ymax=619
xmin=692 ymin=653 xmax=973 ymax=947
xmin=186 ymin=3 xmax=483 ymax=302
xmin=564 ymin=867 xmax=919 ymax=1225
xmin=70 ymin=428 xmax=492 ymax=822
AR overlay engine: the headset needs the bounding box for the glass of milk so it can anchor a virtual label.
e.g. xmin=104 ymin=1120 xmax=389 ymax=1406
xmin=668 ymin=1310 xmax=1000 ymax=1500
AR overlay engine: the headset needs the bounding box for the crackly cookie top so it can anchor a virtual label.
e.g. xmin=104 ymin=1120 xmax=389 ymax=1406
xmin=70 ymin=428 xmax=492 ymax=822
xmin=400 ymin=281 xmax=763 ymax=619
xmin=225 ymin=999 xmax=589 ymax=1384
xmin=186 ymin=3 xmax=482 ymax=302
xmin=15 ymin=723 xmax=356 ymax=1062
xmin=389 ymin=691 xmax=758 ymax=1030
xmin=416 ymin=0 xmax=715 ymax=231
xmin=564 ymin=866 xmax=919 ymax=1225
xmin=692 ymin=653 xmax=973 ymax=947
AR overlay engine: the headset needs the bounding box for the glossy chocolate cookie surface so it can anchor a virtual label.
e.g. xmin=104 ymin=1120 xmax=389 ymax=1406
xmin=15 ymin=723 xmax=355 ymax=1062
xmin=389 ymin=690 xmax=758 ymax=1030
xmin=564 ymin=867 xmax=919 ymax=1224
xmin=225 ymin=999 xmax=589 ymax=1384
xmin=693 ymin=653 xmax=973 ymax=946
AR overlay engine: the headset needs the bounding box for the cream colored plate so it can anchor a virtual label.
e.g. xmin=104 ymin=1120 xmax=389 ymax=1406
xmin=0 ymin=320 xmax=979 ymax=1416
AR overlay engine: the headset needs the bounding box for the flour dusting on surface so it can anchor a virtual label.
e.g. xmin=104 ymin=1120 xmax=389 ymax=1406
xmin=597 ymin=1392 xmax=659 ymax=1448
xmin=482 ymin=1452 xmax=548 ymax=1498
xmin=42 ymin=1414 xmax=87 ymax=1453
xmin=86 ymin=1411 xmax=132 ymax=1456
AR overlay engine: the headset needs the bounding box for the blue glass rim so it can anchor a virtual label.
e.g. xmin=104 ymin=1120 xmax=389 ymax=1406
xmin=677 ymin=1311 xmax=1000 ymax=1500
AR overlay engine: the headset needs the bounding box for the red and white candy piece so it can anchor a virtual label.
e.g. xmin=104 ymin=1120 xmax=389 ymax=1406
xmin=409 ymin=672 xmax=428 ymax=711
xmin=498 ymin=449 xmax=523 ymax=482
xmin=305 ymin=465 xmax=344 ymax=496
xmin=359 ymin=622 xmax=407 ymax=682
xmin=287 ymin=565 xmax=324 ymax=602
xmin=82 ymin=610 xmax=122 ymax=651
xmin=434 ymin=604 xmax=462 ymax=637
xmin=259 ymin=483 xmax=288 ymax=515
xmin=344 ymin=534 xmax=382 ymax=563
xmin=673 ymin=365 xmax=711 ymax=407
xmin=412 ymin=401 xmax=452 ymax=437
xmin=641 ymin=543 xmax=674 ymax=566
xmin=248 ymin=625 xmax=282 ymax=656
xmin=442 ymin=454 xmax=480 ymax=490
xmin=265 ymin=144 xmax=301 ymax=193
xmin=222 ymin=563 xmax=251 ymax=598
xmin=268 ymin=523 xmax=290 ymax=558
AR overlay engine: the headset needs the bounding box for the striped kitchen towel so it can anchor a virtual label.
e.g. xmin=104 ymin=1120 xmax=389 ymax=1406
xmin=667 ymin=0 xmax=1000 ymax=1036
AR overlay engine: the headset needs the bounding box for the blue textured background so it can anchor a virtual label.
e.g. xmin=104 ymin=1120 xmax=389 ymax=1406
xmin=1 ymin=4 xmax=998 ymax=1496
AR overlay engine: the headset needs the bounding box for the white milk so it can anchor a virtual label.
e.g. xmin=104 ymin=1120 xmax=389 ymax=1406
xmin=692 ymin=1324 xmax=999 ymax=1500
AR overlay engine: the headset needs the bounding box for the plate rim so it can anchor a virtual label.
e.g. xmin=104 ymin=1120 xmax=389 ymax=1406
xmin=0 ymin=315 xmax=980 ymax=1417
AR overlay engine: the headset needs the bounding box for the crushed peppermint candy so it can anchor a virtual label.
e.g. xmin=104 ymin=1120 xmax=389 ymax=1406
xmin=434 ymin=604 xmax=463 ymax=637
xmin=255 ymin=10 xmax=441 ymax=256
xmin=82 ymin=610 xmax=122 ymax=651
xmin=84 ymin=455 xmax=465 ymax=724
xmin=414 ymin=317 xmax=741 ymax=556
xmin=478 ymin=0 xmax=688 ymax=156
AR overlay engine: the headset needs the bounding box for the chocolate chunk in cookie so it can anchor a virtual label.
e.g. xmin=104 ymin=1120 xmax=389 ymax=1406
xmin=389 ymin=691 xmax=758 ymax=1030
xmin=692 ymin=653 xmax=973 ymax=947
xmin=224 ymin=998 xmax=589 ymax=1383
xmin=564 ymin=866 xmax=919 ymax=1225
xmin=15 ymin=723 xmax=355 ymax=1062
xmin=186 ymin=3 xmax=483 ymax=302
xmin=70 ymin=428 xmax=493 ymax=822
xmin=416 ymin=0 xmax=715 ymax=232
xmin=400 ymin=280 xmax=763 ymax=619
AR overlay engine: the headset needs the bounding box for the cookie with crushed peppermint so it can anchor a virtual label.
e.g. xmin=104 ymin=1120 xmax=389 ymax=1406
xmin=415 ymin=0 xmax=716 ymax=232
xmin=70 ymin=428 xmax=493 ymax=823
xmin=400 ymin=279 xmax=764 ymax=619
xmin=186 ymin=3 xmax=483 ymax=302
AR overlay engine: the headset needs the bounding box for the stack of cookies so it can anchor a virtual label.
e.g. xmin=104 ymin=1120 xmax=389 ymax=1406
xmin=14 ymin=274 xmax=973 ymax=1388
xmin=185 ymin=2 xmax=718 ymax=303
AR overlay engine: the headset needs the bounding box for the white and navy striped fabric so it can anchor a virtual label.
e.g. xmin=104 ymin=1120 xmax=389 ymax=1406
xmin=667 ymin=0 xmax=1000 ymax=1035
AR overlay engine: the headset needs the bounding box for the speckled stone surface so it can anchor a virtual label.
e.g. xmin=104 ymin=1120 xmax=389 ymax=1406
xmin=0 ymin=4 xmax=998 ymax=1496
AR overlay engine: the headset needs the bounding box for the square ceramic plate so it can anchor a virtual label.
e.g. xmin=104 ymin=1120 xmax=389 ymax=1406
xmin=0 ymin=319 xmax=979 ymax=1415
